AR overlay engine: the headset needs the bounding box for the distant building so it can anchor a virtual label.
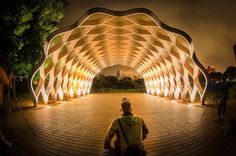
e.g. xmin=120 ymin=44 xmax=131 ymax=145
xmin=116 ymin=69 xmax=121 ymax=79
xmin=207 ymin=66 xmax=216 ymax=73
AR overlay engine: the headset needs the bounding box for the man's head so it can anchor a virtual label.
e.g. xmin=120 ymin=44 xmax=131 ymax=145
xmin=121 ymin=98 xmax=132 ymax=113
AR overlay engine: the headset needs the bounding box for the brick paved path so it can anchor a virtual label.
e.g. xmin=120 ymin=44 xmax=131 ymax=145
xmin=3 ymin=93 xmax=236 ymax=156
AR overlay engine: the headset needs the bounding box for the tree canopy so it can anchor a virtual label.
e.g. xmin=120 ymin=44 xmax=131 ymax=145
xmin=207 ymin=66 xmax=236 ymax=98
xmin=91 ymin=75 xmax=145 ymax=92
xmin=0 ymin=0 xmax=67 ymax=75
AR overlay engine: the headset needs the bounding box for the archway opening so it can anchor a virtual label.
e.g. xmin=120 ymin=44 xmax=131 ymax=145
xmin=91 ymin=65 xmax=146 ymax=93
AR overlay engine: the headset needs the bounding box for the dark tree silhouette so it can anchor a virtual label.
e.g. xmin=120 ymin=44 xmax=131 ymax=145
xmin=91 ymin=75 xmax=145 ymax=92
xmin=224 ymin=66 xmax=236 ymax=81
xmin=134 ymin=78 xmax=145 ymax=88
xmin=209 ymin=72 xmax=223 ymax=83
xmin=118 ymin=77 xmax=137 ymax=89
xmin=105 ymin=76 xmax=119 ymax=87
xmin=0 ymin=0 xmax=67 ymax=75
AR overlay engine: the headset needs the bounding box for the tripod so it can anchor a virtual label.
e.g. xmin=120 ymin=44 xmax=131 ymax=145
xmin=3 ymin=84 xmax=35 ymax=136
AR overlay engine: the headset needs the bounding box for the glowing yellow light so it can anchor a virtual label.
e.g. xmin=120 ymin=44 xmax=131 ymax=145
xmin=29 ymin=8 xmax=207 ymax=105
xmin=151 ymin=89 xmax=155 ymax=95
xmin=77 ymin=89 xmax=81 ymax=96
xmin=58 ymin=88 xmax=64 ymax=100
xmin=69 ymin=88 xmax=74 ymax=97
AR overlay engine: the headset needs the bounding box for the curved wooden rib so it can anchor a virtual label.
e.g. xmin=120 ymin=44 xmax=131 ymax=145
xmin=28 ymin=8 xmax=208 ymax=105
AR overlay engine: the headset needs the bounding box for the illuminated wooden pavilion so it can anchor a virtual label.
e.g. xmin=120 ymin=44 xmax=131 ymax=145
xmin=28 ymin=8 xmax=207 ymax=105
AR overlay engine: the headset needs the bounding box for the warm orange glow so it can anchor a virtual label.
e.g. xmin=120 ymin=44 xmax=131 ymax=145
xmin=29 ymin=8 xmax=207 ymax=104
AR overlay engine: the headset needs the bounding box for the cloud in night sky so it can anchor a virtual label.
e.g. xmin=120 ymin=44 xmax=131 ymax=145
xmin=59 ymin=0 xmax=236 ymax=72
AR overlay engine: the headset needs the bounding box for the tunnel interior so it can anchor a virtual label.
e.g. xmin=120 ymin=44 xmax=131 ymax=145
xmin=29 ymin=8 xmax=207 ymax=105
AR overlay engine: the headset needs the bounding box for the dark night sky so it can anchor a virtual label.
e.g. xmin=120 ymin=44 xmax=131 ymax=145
xmin=59 ymin=0 xmax=236 ymax=72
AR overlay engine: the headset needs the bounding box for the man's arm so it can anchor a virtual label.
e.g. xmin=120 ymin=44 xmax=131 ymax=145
xmin=104 ymin=119 xmax=119 ymax=149
xmin=141 ymin=118 xmax=148 ymax=140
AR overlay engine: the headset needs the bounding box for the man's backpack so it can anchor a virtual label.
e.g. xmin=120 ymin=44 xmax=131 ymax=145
xmin=118 ymin=119 xmax=146 ymax=156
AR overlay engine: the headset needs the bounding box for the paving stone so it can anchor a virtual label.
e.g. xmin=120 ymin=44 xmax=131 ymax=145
xmin=2 ymin=93 xmax=236 ymax=156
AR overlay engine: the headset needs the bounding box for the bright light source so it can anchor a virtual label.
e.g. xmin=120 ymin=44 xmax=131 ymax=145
xmin=29 ymin=8 xmax=207 ymax=105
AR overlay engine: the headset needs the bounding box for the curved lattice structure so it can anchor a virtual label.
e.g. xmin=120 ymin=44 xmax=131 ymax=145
xmin=28 ymin=8 xmax=207 ymax=105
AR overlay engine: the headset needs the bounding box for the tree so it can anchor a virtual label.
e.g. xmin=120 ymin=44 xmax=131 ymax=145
xmin=223 ymin=66 xmax=236 ymax=98
xmin=209 ymin=72 xmax=223 ymax=83
xmin=223 ymin=66 xmax=236 ymax=81
xmin=207 ymin=67 xmax=236 ymax=99
xmin=105 ymin=76 xmax=119 ymax=88
xmin=91 ymin=75 xmax=145 ymax=91
xmin=91 ymin=74 xmax=110 ymax=89
xmin=118 ymin=77 xmax=137 ymax=89
xmin=134 ymin=78 xmax=145 ymax=88
xmin=0 ymin=0 xmax=67 ymax=75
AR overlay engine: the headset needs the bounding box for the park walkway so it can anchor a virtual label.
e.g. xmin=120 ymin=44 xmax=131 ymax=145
xmin=4 ymin=93 xmax=236 ymax=156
